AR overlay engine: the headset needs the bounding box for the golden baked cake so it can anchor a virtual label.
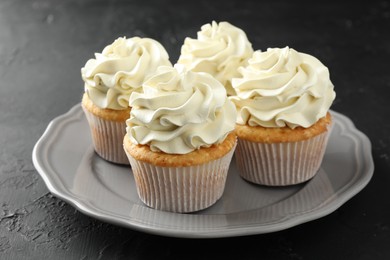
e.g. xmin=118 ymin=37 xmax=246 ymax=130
xmin=123 ymin=65 xmax=237 ymax=213
xmin=230 ymin=47 xmax=336 ymax=186
xmin=81 ymin=37 xmax=171 ymax=164
xmin=124 ymin=132 xmax=236 ymax=167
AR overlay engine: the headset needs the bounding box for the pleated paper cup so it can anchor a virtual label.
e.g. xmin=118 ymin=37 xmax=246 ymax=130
xmin=123 ymin=135 xmax=237 ymax=213
xmin=81 ymin=94 xmax=130 ymax=165
xmin=235 ymin=131 xmax=330 ymax=186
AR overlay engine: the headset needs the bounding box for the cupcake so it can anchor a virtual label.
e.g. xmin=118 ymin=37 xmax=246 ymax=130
xmin=177 ymin=21 xmax=254 ymax=96
xmin=81 ymin=37 xmax=171 ymax=164
xmin=123 ymin=65 xmax=237 ymax=213
xmin=230 ymin=47 xmax=336 ymax=186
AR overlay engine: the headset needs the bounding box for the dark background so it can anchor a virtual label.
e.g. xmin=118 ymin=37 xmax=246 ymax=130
xmin=1 ymin=0 xmax=389 ymax=259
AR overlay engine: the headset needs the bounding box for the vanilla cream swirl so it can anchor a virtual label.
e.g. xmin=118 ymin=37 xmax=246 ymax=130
xmin=230 ymin=47 xmax=336 ymax=128
xmin=81 ymin=37 xmax=171 ymax=110
xmin=127 ymin=65 xmax=237 ymax=154
xmin=177 ymin=21 xmax=253 ymax=96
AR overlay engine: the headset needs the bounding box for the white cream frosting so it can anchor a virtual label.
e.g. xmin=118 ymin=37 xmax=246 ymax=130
xmin=127 ymin=65 xmax=237 ymax=154
xmin=177 ymin=21 xmax=254 ymax=95
xmin=81 ymin=37 xmax=171 ymax=110
xmin=230 ymin=47 xmax=336 ymax=128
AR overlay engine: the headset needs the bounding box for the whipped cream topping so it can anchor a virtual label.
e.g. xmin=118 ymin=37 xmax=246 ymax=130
xmin=81 ymin=37 xmax=171 ymax=110
xmin=127 ymin=65 xmax=237 ymax=154
xmin=230 ymin=47 xmax=336 ymax=128
xmin=177 ymin=21 xmax=254 ymax=96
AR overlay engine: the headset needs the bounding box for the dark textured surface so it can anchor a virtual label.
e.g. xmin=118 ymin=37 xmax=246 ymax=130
xmin=1 ymin=0 xmax=389 ymax=259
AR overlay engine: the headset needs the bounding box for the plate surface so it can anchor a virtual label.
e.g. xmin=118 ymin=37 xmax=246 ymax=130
xmin=32 ymin=104 xmax=374 ymax=238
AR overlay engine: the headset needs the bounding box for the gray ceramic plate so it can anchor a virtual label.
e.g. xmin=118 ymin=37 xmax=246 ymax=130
xmin=32 ymin=104 xmax=374 ymax=238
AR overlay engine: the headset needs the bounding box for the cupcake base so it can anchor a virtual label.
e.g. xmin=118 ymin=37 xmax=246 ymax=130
xmin=123 ymin=133 xmax=237 ymax=213
xmin=234 ymin=113 xmax=332 ymax=186
xmin=235 ymin=130 xmax=329 ymax=186
xmin=82 ymin=93 xmax=130 ymax=165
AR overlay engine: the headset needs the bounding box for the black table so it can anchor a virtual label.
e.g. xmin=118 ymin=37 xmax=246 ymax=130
xmin=1 ymin=0 xmax=389 ymax=259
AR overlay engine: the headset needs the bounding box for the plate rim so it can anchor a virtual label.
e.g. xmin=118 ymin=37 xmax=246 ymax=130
xmin=32 ymin=104 xmax=374 ymax=238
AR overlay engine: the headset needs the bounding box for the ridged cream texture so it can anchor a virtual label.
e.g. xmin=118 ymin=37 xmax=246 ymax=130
xmin=230 ymin=47 xmax=336 ymax=128
xmin=177 ymin=21 xmax=254 ymax=95
xmin=81 ymin=37 xmax=172 ymax=110
xmin=82 ymin=106 xmax=129 ymax=165
xmin=235 ymin=130 xmax=330 ymax=186
xmin=125 ymin=142 xmax=236 ymax=213
xmin=127 ymin=65 xmax=237 ymax=154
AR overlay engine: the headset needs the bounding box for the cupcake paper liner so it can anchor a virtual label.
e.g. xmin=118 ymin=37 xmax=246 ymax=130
xmin=235 ymin=130 xmax=330 ymax=186
xmin=125 ymin=143 xmax=236 ymax=213
xmin=82 ymin=107 xmax=129 ymax=165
